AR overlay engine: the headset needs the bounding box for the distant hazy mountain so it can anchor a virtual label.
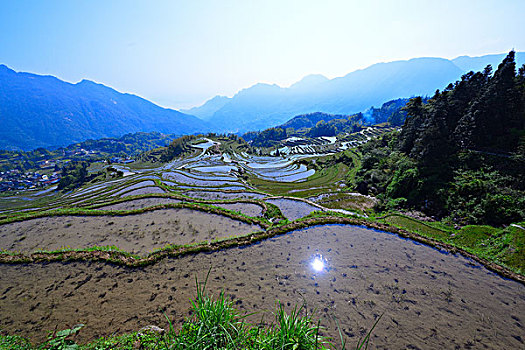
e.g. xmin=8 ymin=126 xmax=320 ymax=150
xmin=181 ymin=76 xmax=330 ymax=122
xmin=0 ymin=65 xmax=208 ymax=151
xmin=3 ymin=51 xmax=523 ymax=150
xmin=182 ymin=95 xmax=230 ymax=121
xmin=288 ymin=74 xmax=330 ymax=91
xmin=200 ymin=52 xmax=524 ymax=132
xmin=452 ymin=52 xmax=525 ymax=73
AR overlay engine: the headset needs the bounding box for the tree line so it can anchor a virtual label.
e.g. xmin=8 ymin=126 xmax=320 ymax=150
xmin=357 ymin=51 xmax=525 ymax=225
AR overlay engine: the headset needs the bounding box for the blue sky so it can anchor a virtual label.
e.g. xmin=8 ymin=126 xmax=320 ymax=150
xmin=1 ymin=0 xmax=524 ymax=109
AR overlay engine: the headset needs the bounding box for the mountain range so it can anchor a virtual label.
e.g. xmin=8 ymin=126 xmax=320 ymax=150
xmin=1 ymin=52 xmax=523 ymax=150
xmin=0 ymin=65 xmax=208 ymax=150
xmin=185 ymin=52 xmax=525 ymax=132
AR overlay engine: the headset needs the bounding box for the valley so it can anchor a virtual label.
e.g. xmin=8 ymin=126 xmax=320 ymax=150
xmin=0 ymin=13 xmax=524 ymax=346
xmin=0 ymin=127 xmax=523 ymax=348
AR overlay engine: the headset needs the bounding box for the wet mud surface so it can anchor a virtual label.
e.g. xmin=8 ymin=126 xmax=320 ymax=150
xmin=215 ymin=202 xmax=263 ymax=217
xmin=265 ymin=198 xmax=320 ymax=220
xmin=1 ymin=225 xmax=523 ymax=348
xmin=95 ymin=198 xmax=182 ymax=211
xmin=182 ymin=191 xmax=266 ymax=200
xmin=0 ymin=209 xmax=262 ymax=255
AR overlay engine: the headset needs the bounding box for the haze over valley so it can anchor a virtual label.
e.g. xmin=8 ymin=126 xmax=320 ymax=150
xmin=0 ymin=1 xmax=524 ymax=349
xmin=2 ymin=52 xmax=524 ymax=150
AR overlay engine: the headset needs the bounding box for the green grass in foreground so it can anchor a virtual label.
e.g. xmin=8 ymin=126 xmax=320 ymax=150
xmin=0 ymin=273 xmax=379 ymax=350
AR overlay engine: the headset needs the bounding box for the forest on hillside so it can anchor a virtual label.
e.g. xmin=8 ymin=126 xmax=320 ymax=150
xmin=242 ymin=98 xmax=409 ymax=148
xmin=357 ymin=51 xmax=525 ymax=225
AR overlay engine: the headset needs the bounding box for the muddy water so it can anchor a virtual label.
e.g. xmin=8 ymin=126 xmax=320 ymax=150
xmin=0 ymin=209 xmax=261 ymax=255
xmin=215 ymin=202 xmax=263 ymax=217
xmin=0 ymin=224 xmax=523 ymax=348
xmin=266 ymin=198 xmax=320 ymax=220
xmin=120 ymin=187 xmax=166 ymax=198
xmin=183 ymin=191 xmax=266 ymax=200
xmin=95 ymin=198 xmax=182 ymax=211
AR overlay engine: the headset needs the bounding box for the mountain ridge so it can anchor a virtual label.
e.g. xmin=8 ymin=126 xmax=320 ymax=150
xmin=2 ymin=51 xmax=524 ymax=151
xmin=203 ymin=57 xmax=463 ymax=132
xmin=0 ymin=65 xmax=208 ymax=151
xmin=194 ymin=52 xmax=524 ymax=132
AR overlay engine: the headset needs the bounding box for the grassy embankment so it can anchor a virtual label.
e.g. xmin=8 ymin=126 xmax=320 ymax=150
xmin=377 ymin=214 xmax=524 ymax=276
xmin=1 ymin=145 xmax=522 ymax=278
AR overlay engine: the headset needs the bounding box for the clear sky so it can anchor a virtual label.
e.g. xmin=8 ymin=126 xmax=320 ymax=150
xmin=1 ymin=0 xmax=524 ymax=109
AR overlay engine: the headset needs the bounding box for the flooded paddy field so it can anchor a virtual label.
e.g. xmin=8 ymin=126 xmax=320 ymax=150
xmin=215 ymin=202 xmax=264 ymax=217
xmin=241 ymin=158 xmax=315 ymax=183
xmin=111 ymin=181 xmax=156 ymax=197
xmin=175 ymin=185 xmax=252 ymax=191
xmin=120 ymin=187 xmax=166 ymax=198
xmin=69 ymin=183 xmax=109 ymax=198
xmin=0 ymin=224 xmax=523 ymax=348
xmin=182 ymin=190 xmax=266 ymax=200
xmin=162 ymin=171 xmax=240 ymax=187
xmin=94 ymin=197 xmax=182 ymax=211
xmin=1 ymin=138 xmax=524 ymax=349
xmin=0 ymin=208 xmax=262 ymax=255
xmin=266 ymin=198 xmax=321 ymax=220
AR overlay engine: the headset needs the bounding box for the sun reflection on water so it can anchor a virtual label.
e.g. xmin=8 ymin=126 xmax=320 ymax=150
xmin=311 ymin=254 xmax=326 ymax=272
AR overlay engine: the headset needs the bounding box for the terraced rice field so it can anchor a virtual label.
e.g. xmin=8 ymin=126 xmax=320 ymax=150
xmin=95 ymin=197 xmax=182 ymax=211
xmin=0 ymin=138 xmax=523 ymax=349
xmin=1 ymin=225 xmax=523 ymax=349
xmin=265 ymin=198 xmax=321 ymax=221
xmin=0 ymin=208 xmax=262 ymax=255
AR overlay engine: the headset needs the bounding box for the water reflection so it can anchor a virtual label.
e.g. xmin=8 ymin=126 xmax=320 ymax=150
xmin=310 ymin=254 xmax=327 ymax=272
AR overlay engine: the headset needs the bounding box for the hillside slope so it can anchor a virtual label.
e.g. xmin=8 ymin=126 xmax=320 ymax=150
xmin=357 ymin=51 xmax=525 ymax=225
xmin=203 ymin=58 xmax=462 ymax=132
xmin=0 ymin=65 xmax=208 ymax=150
xmin=199 ymin=52 xmax=524 ymax=133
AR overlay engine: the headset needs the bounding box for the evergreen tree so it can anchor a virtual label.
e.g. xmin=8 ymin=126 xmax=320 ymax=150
xmin=398 ymin=96 xmax=424 ymax=154
xmin=456 ymin=51 xmax=522 ymax=152
xmin=357 ymin=51 xmax=525 ymax=225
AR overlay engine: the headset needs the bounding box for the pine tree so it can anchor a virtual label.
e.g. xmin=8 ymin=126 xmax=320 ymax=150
xmin=456 ymin=51 xmax=521 ymax=152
